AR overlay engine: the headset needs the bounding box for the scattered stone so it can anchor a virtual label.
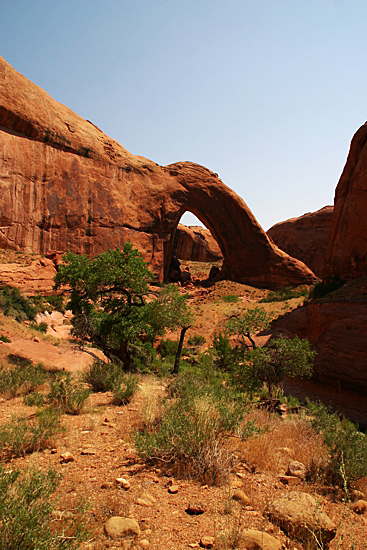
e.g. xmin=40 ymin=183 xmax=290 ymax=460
xmin=116 ymin=478 xmax=131 ymax=490
xmin=286 ymin=461 xmax=308 ymax=480
xmin=201 ymin=484 xmax=209 ymax=490
xmin=351 ymin=500 xmax=367 ymax=514
xmin=104 ymin=517 xmax=140 ymax=539
xmin=168 ymin=485 xmax=179 ymax=494
xmin=267 ymin=491 xmax=336 ymax=546
xmin=101 ymin=482 xmax=113 ymax=489
xmin=200 ymin=536 xmax=214 ymax=548
xmin=136 ymin=493 xmax=156 ymax=507
xmin=185 ymin=501 xmax=206 ymax=515
xmin=139 ymin=540 xmax=150 ymax=548
xmin=80 ymin=448 xmax=97 ymax=456
xmin=232 ymin=489 xmax=250 ymax=506
xmin=278 ymin=475 xmax=301 ymax=486
xmin=50 ymin=448 xmax=57 ymax=454
xmin=241 ymin=529 xmax=282 ymax=550
xmin=60 ymin=452 xmax=75 ymax=464
xmin=33 ymin=337 xmax=40 ymax=343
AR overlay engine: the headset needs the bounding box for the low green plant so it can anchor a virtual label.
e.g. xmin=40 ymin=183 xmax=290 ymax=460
xmin=112 ymin=374 xmax=139 ymax=405
xmin=0 ymin=407 xmax=64 ymax=459
xmin=158 ymin=338 xmax=180 ymax=358
xmin=23 ymin=392 xmax=45 ymax=407
xmin=0 ymin=361 xmax=48 ymax=398
xmin=0 ymin=285 xmax=37 ymax=321
xmin=212 ymin=332 xmax=244 ymax=370
xmin=135 ymin=359 xmax=246 ymax=485
xmin=222 ymin=294 xmax=239 ymax=303
xmin=0 ymin=334 xmax=10 ymax=343
xmin=225 ymin=307 xmax=270 ymax=349
xmin=307 ymin=401 xmax=367 ymax=486
xmin=30 ymin=321 xmax=48 ymax=333
xmin=187 ymin=334 xmax=206 ymax=347
xmin=0 ymin=464 xmax=88 ymax=549
xmin=261 ymin=285 xmax=309 ymax=303
xmin=44 ymin=293 xmax=65 ymax=313
xmin=47 ymin=372 xmax=90 ymax=414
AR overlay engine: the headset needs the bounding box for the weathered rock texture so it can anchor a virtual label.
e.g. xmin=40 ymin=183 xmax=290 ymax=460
xmin=0 ymin=57 xmax=316 ymax=289
xmin=325 ymin=123 xmax=367 ymax=280
xmin=0 ymin=257 xmax=56 ymax=295
xmin=174 ymin=224 xmax=222 ymax=262
xmin=267 ymin=206 xmax=333 ymax=278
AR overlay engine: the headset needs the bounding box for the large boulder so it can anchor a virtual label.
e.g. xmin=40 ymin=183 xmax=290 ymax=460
xmin=325 ymin=122 xmax=367 ymax=280
xmin=174 ymin=224 xmax=222 ymax=262
xmin=267 ymin=206 xmax=333 ymax=278
xmin=0 ymin=57 xmax=316 ymax=289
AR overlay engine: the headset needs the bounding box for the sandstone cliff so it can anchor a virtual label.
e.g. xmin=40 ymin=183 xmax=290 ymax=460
xmin=174 ymin=225 xmax=222 ymax=262
xmin=0 ymin=57 xmax=316 ymax=289
xmin=267 ymin=206 xmax=333 ymax=278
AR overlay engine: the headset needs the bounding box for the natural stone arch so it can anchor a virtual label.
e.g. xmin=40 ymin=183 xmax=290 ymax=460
xmin=0 ymin=56 xmax=317 ymax=290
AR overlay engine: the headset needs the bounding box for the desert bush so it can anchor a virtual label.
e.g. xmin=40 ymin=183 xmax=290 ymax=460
xmin=0 ymin=334 xmax=10 ymax=343
xmin=112 ymin=373 xmax=139 ymax=405
xmin=23 ymin=392 xmax=45 ymax=407
xmin=222 ymin=294 xmax=239 ymax=303
xmin=135 ymin=359 xmax=246 ymax=485
xmin=158 ymin=338 xmax=181 ymax=358
xmin=0 ymin=407 xmax=64 ymax=459
xmin=30 ymin=321 xmax=48 ymax=333
xmin=47 ymin=372 xmax=90 ymax=414
xmin=0 ymin=464 xmax=88 ymax=549
xmin=187 ymin=334 xmax=206 ymax=347
xmin=307 ymin=401 xmax=367 ymax=485
xmin=0 ymin=285 xmax=37 ymax=321
xmin=44 ymin=293 xmax=65 ymax=313
xmin=261 ymin=285 xmax=309 ymax=303
xmin=0 ymin=360 xmax=48 ymax=398
xmin=212 ymin=332 xmax=244 ymax=370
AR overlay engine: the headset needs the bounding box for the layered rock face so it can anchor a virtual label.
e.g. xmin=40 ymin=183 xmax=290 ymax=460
xmin=0 ymin=57 xmax=316 ymax=289
xmin=267 ymin=206 xmax=333 ymax=278
xmin=174 ymin=224 xmax=222 ymax=262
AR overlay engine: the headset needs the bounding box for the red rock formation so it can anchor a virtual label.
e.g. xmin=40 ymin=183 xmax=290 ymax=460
xmin=0 ymin=258 xmax=56 ymax=295
xmin=0 ymin=57 xmax=317 ymax=289
xmin=267 ymin=206 xmax=333 ymax=278
xmin=174 ymin=224 xmax=222 ymax=262
xmin=325 ymin=123 xmax=367 ymax=280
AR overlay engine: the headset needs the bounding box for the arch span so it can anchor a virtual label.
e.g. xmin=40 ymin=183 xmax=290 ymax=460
xmin=163 ymin=162 xmax=317 ymax=289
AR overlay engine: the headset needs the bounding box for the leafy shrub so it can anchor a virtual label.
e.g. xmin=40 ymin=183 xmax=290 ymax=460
xmin=309 ymin=277 xmax=345 ymax=300
xmin=187 ymin=334 xmax=206 ymax=347
xmin=158 ymin=338 xmax=180 ymax=358
xmin=0 ymin=361 xmax=48 ymax=398
xmin=222 ymin=294 xmax=239 ymax=303
xmin=47 ymin=372 xmax=90 ymax=414
xmin=30 ymin=321 xmax=48 ymax=333
xmin=0 ymin=407 xmax=64 ymax=459
xmin=23 ymin=392 xmax=45 ymax=407
xmin=135 ymin=360 xmax=246 ymax=485
xmin=0 ymin=465 xmax=88 ymax=549
xmin=226 ymin=307 xmax=270 ymax=350
xmin=44 ymin=293 xmax=65 ymax=313
xmin=84 ymin=360 xmax=139 ymax=405
xmin=212 ymin=332 xmax=244 ymax=370
xmin=112 ymin=374 xmax=139 ymax=405
xmin=260 ymin=285 xmax=309 ymax=303
xmin=307 ymin=401 xmax=367 ymax=486
xmin=0 ymin=285 xmax=37 ymax=321
xmin=0 ymin=334 xmax=10 ymax=343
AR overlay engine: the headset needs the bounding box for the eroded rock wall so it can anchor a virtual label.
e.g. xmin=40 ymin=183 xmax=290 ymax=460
xmin=174 ymin=224 xmax=222 ymax=262
xmin=0 ymin=57 xmax=316 ymax=289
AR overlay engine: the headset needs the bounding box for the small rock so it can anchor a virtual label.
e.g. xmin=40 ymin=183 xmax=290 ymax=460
xmin=185 ymin=501 xmax=206 ymax=515
xmin=60 ymin=452 xmax=75 ymax=463
xmin=200 ymin=536 xmax=214 ymax=548
xmin=139 ymin=540 xmax=150 ymax=548
xmin=232 ymin=489 xmax=250 ymax=506
xmin=278 ymin=475 xmax=301 ymax=486
xmin=241 ymin=529 xmax=282 ymax=550
xmin=116 ymin=478 xmax=131 ymax=490
xmin=33 ymin=337 xmax=40 ymax=343
xmin=351 ymin=500 xmax=367 ymax=514
xmin=104 ymin=516 xmax=140 ymax=539
xmin=168 ymin=484 xmax=179 ymax=494
xmin=50 ymin=448 xmax=57 ymax=454
xmin=80 ymin=448 xmax=97 ymax=455
xmin=101 ymin=482 xmax=112 ymax=489
xmin=286 ymin=460 xmax=307 ymax=480
xmin=135 ymin=493 xmax=156 ymax=507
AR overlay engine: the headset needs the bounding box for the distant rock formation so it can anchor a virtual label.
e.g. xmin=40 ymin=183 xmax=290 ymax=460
xmin=174 ymin=224 xmax=222 ymax=262
xmin=267 ymin=206 xmax=333 ymax=278
xmin=325 ymin=122 xmax=367 ymax=280
xmin=0 ymin=56 xmax=316 ymax=289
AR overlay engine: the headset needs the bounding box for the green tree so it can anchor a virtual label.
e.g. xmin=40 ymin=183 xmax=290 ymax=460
xmin=54 ymin=244 xmax=191 ymax=370
xmin=226 ymin=307 xmax=270 ymax=349
xmin=237 ymin=336 xmax=315 ymax=397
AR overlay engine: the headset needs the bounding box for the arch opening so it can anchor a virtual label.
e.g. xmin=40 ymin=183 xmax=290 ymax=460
xmin=164 ymin=209 xmax=223 ymax=285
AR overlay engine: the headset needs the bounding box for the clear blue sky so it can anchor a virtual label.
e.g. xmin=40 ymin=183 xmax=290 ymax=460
xmin=1 ymin=0 xmax=366 ymax=230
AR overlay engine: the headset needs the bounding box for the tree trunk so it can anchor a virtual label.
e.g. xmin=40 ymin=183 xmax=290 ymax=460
xmin=120 ymin=340 xmax=132 ymax=371
xmin=173 ymin=325 xmax=190 ymax=374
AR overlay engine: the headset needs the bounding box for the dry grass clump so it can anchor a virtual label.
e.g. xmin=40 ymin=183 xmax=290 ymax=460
xmin=242 ymin=408 xmax=327 ymax=475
